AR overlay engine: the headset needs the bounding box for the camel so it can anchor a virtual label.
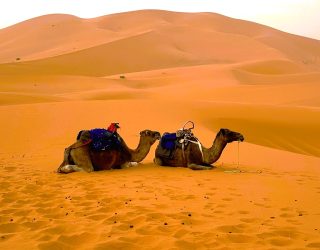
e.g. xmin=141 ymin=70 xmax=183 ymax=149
xmin=58 ymin=129 xmax=161 ymax=173
xmin=154 ymin=125 xmax=244 ymax=170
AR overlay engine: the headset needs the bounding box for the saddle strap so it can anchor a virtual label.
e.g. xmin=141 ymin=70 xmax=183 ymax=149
xmin=182 ymin=142 xmax=186 ymax=166
xmin=181 ymin=138 xmax=204 ymax=166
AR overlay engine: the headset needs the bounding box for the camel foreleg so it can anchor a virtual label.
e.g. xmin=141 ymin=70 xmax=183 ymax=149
xmin=58 ymin=164 xmax=86 ymax=173
xmin=188 ymin=164 xmax=213 ymax=170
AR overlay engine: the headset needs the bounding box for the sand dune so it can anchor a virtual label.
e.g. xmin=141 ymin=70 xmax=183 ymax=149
xmin=1 ymin=10 xmax=320 ymax=250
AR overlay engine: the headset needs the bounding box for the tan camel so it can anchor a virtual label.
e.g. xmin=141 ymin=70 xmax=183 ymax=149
xmin=154 ymin=128 xmax=244 ymax=170
xmin=58 ymin=129 xmax=161 ymax=173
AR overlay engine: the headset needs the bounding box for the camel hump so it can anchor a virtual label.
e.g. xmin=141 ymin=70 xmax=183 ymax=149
xmin=77 ymin=130 xmax=91 ymax=142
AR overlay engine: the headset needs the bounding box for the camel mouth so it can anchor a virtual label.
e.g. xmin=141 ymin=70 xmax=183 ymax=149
xmin=155 ymin=133 xmax=161 ymax=140
xmin=238 ymin=135 xmax=244 ymax=142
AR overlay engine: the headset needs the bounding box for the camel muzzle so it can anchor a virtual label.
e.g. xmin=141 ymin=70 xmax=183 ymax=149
xmin=238 ymin=135 xmax=244 ymax=142
xmin=155 ymin=133 xmax=161 ymax=140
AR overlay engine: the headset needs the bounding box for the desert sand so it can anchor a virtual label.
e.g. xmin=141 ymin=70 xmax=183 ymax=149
xmin=0 ymin=10 xmax=320 ymax=249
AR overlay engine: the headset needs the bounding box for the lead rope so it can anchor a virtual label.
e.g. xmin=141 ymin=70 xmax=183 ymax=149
xmin=237 ymin=140 xmax=240 ymax=168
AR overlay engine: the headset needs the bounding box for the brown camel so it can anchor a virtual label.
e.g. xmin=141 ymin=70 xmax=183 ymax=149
xmin=58 ymin=129 xmax=161 ymax=173
xmin=154 ymin=128 xmax=244 ymax=170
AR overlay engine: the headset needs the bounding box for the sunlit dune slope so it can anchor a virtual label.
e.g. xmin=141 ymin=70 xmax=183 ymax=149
xmin=1 ymin=10 xmax=320 ymax=76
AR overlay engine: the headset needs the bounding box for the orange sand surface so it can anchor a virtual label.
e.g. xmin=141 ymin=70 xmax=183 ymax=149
xmin=1 ymin=10 xmax=320 ymax=249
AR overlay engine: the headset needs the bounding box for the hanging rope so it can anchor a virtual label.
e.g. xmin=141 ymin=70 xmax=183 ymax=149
xmin=237 ymin=140 xmax=240 ymax=168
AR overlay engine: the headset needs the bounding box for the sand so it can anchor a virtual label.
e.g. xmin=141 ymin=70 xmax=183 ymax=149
xmin=0 ymin=10 xmax=320 ymax=249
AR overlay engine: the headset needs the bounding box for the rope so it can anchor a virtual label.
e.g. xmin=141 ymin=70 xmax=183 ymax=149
xmin=237 ymin=140 xmax=240 ymax=168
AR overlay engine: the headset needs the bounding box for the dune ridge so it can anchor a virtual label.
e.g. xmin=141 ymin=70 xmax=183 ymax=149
xmin=0 ymin=10 xmax=320 ymax=250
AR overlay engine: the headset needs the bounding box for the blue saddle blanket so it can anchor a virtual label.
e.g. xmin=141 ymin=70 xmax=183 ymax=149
xmin=89 ymin=128 xmax=122 ymax=151
xmin=161 ymin=133 xmax=177 ymax=150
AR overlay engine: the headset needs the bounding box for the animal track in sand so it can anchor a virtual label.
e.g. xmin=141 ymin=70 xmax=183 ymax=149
xmin=221 ymin=197 xmax=233 ymax=202
xmin=38 ymin=241 xmax=68 ymax=250
xmin=240 ymin=218 xmax=258 ymax=223
xmin=216 ymin=224 xmax=247 ymax=234
xmin=306 ymin=242 xmax=320 ymax=248
xmin=225 ymin=233 xmax=255 ymax=243
xmin=280 ymin=213 xmax=296 ymax=218
xmin=238 ymin=210 xmax=250 ymax=215
xmin=0 ymin=222 xmax=23 ymax=233
xmin=230 ymin=192 xmax=242 ymax=197
xmin=268 ymin=237 xmax=293 ymax=246
xmin=216 ymin=204 xmax=227 ymax=208
xmin=257 ymin=227 xmax=301 ymax=247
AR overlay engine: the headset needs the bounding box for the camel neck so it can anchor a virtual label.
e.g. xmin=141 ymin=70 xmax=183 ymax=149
xmin=129 ymin=137 xmax=151 ymax=162
xmin=203 ymin=136 xmax=227 ymax=164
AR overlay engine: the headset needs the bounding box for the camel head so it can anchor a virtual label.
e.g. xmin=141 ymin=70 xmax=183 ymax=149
xmin=218 ymin=128 xmax=244 ymax=143
xmin=139 ymin=130 xmax=161 ymax=145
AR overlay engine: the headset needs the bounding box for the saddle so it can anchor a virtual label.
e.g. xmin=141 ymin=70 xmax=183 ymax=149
xmin=156 ymin=121 xmax=202 ymax=159
xmin=77 ymin=128 xmax=122 ymax=151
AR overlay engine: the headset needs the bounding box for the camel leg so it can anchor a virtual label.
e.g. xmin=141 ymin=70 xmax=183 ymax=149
xmin=70 ymin=147 xmax=94 ymax=173
xmin=188 ymin=164 xmax=213 ymax=170
xmin=57 ymin=146 xmax=94 ymax=173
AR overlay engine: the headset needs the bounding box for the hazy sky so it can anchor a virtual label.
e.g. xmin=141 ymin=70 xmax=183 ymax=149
xmin=1 ymin=0 xmax=319 ymax=40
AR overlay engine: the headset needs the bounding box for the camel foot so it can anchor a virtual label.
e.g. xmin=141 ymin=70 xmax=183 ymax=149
xmin=121 ymin=162 xmax=138 ymax=168
xmin=58 ymin=165 xmax=85 ymax=173
xmin=188 ymin=164 xmax=213 ymax=170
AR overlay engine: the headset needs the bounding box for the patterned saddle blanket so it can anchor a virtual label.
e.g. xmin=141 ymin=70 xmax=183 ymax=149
xmin=160 ymin=133 xmax=177 ymax=150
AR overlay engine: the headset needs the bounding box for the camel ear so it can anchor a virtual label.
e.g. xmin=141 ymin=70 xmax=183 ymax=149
xmin=220 ymin=128 xmax=226 ymax=135
xmin=145 ymin=130 xmax=149 ymax=136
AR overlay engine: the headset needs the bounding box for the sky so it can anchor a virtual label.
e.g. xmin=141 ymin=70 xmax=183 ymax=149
xmin=0 ymin=0 xmax=319 ymax=40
